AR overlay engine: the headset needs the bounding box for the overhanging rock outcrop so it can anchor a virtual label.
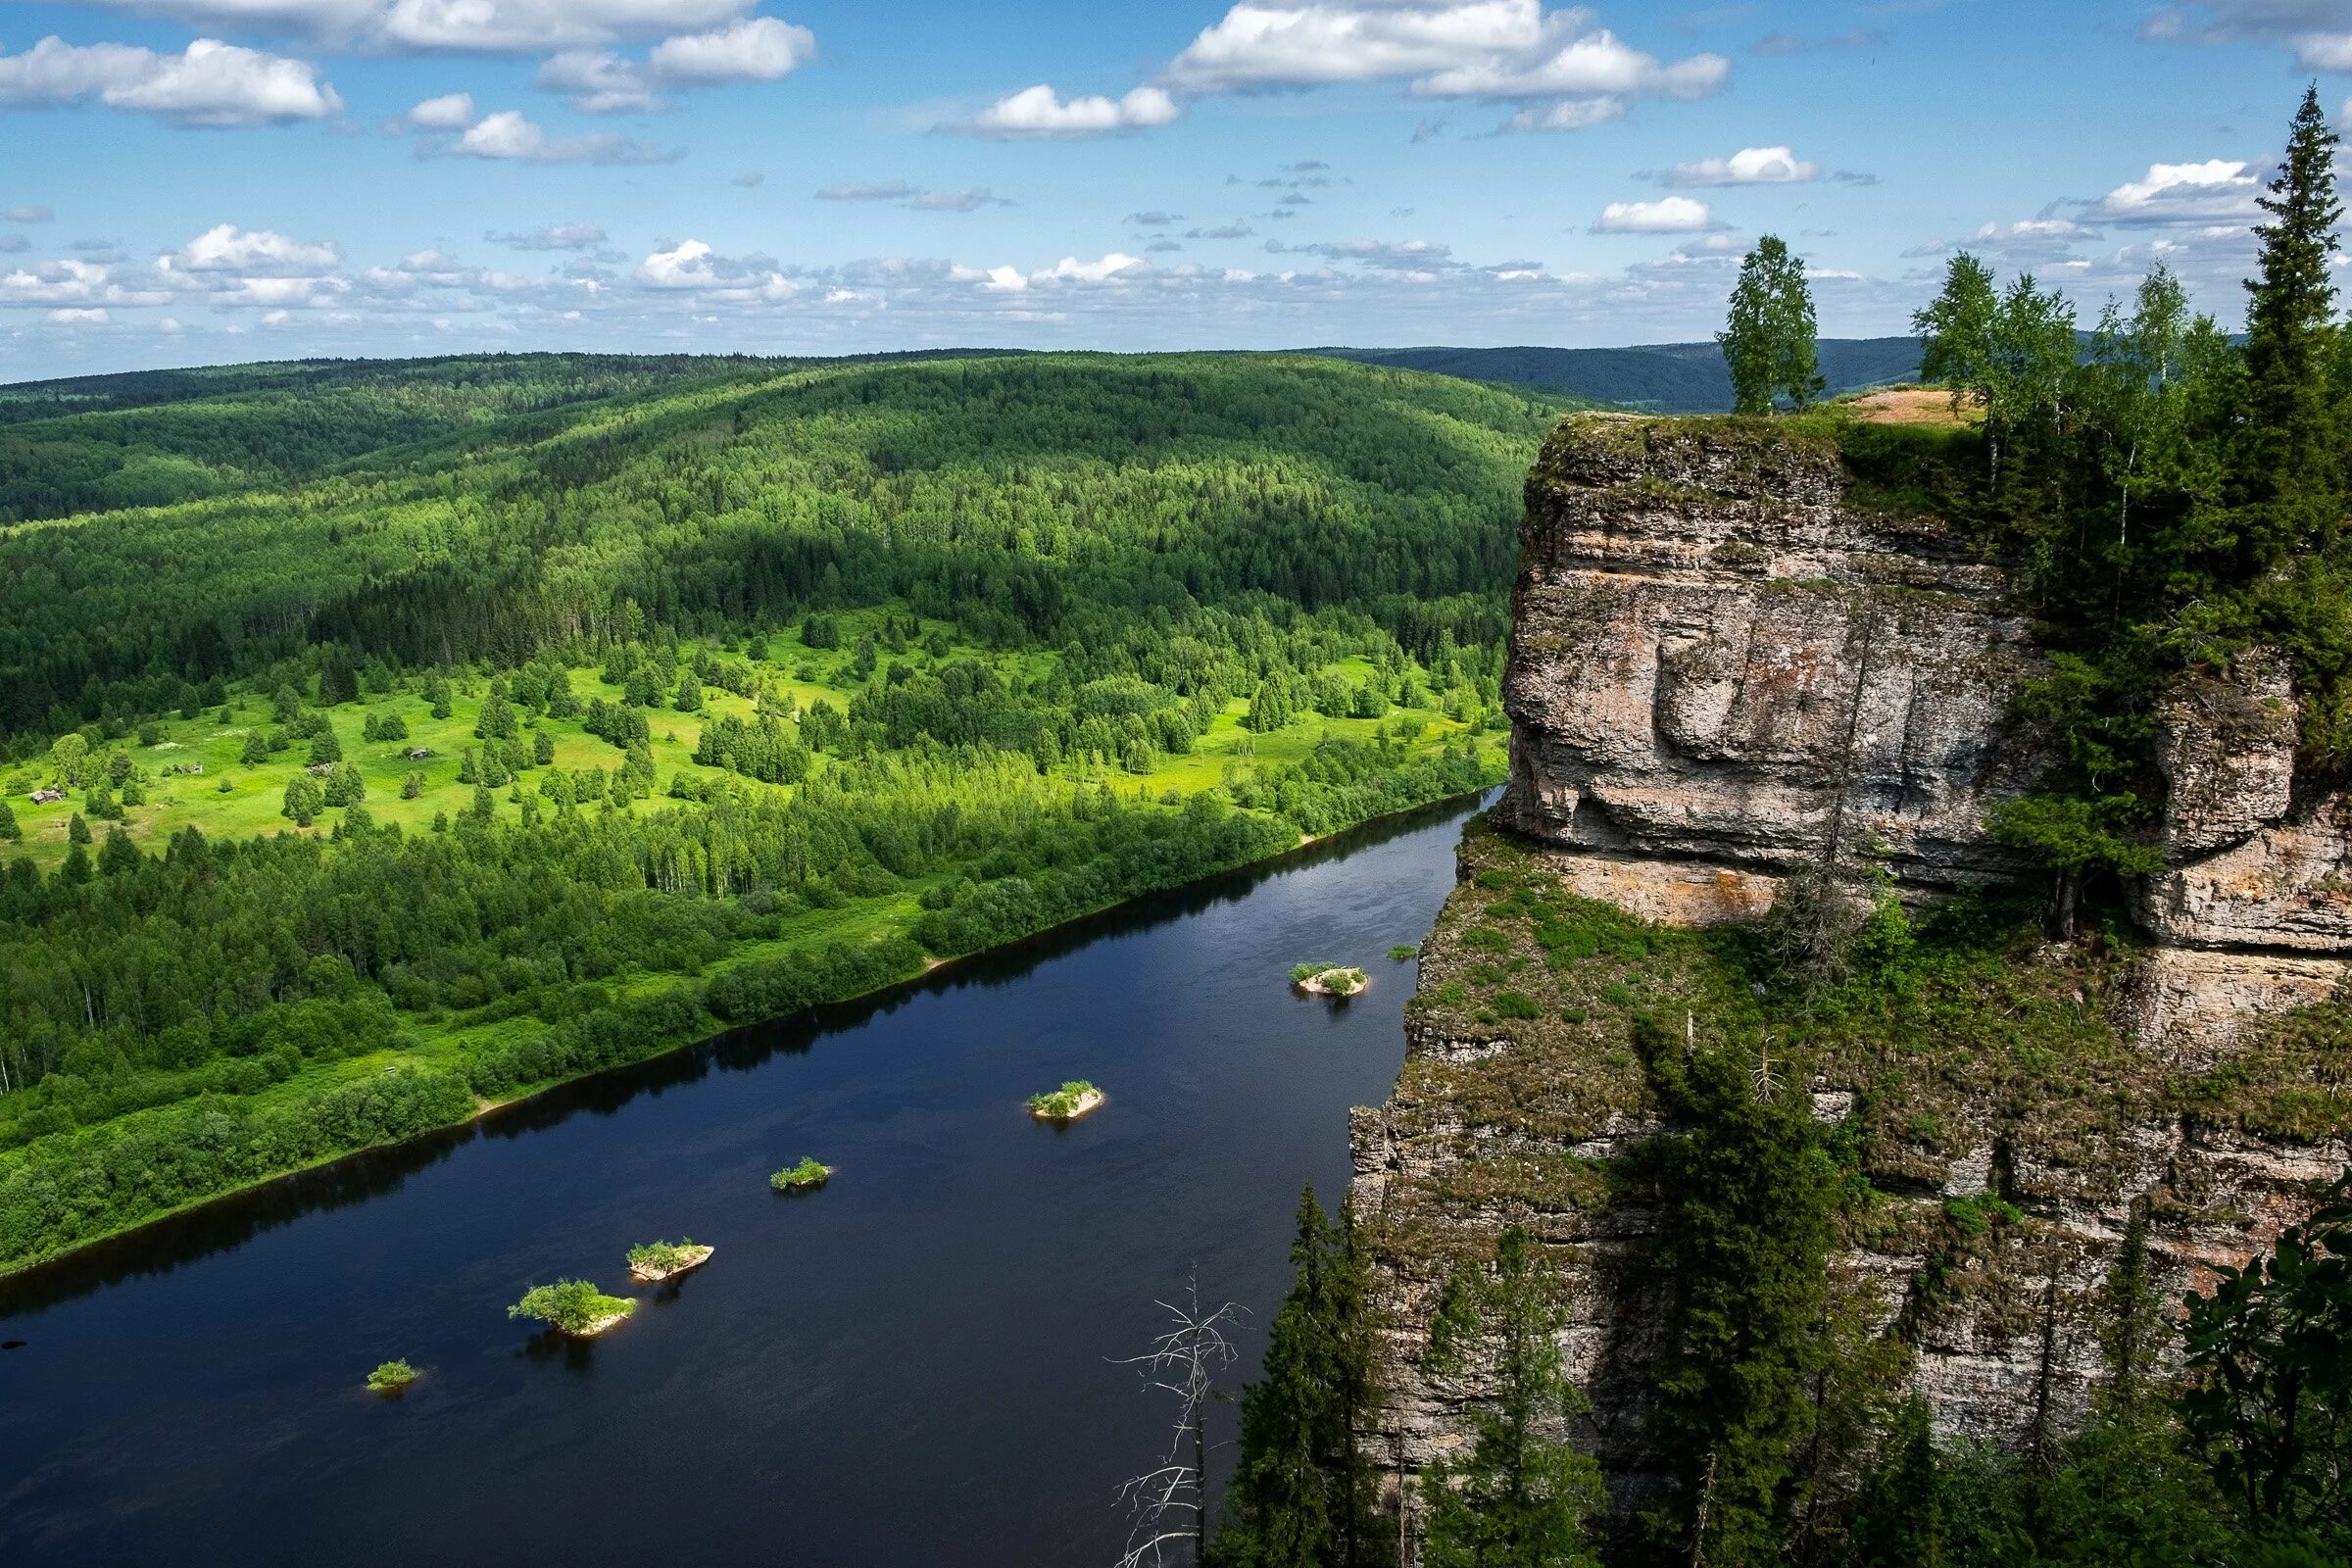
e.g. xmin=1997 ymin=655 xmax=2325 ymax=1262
xmin=1352 ymin=414 xmax=2352 ymax=1552
xmin=1496 ymin=415 xmax=2045 ymax=922
xmin=1494 ymin=412 xmax=2352 ymax=1034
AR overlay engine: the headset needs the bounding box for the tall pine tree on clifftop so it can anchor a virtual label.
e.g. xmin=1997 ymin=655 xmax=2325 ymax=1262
xmin=2239 ymin=84 xmax=2343 ymax=568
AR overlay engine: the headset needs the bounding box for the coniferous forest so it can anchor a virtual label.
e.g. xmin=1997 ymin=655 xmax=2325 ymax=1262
xmin=0 ymin=353 xmax=1569 ymax=1271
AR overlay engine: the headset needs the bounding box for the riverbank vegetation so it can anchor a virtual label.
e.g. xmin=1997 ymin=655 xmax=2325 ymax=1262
xmin=768 ymin=1158 xmax=831 ymax=1191
xmin=365 ymin=1358 xmax=417 ymax=1395
xmin=1291 ymin=962 xmax=1369 ymax=997
xmin=0 ymin=353 xmax=1552 ymax=1274
xmin=1027 ymin=1082 xmax=1102 ymax=1121
xmin=508 ymin=1280 xmax=634 ymax=1337
xmin=625 ymin=1239 xmax=712 ymax=1280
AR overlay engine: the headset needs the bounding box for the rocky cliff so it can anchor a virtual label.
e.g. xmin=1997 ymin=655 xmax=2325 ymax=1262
xmin=1351 ymin=415 xmax=2352 ymax=1549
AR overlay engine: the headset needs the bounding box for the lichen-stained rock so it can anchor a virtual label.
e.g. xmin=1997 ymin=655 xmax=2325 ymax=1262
xmin=2138 ymin=805 xmax=2352 ymax=953
xmin=1357 ymin=415 xmax=2352 ymax=1557
xmin=2154 ymin=653 xmax=2298 ymax=858
xmin=1498 ymin=415 xmax=2044 ymax=912
xmin=2123 ymin=945 xmax=2349 ymax=1065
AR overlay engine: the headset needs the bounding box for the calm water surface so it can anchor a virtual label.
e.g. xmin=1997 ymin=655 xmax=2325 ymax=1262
xmin=0 ymin=796 xmax=1482 ymax=1567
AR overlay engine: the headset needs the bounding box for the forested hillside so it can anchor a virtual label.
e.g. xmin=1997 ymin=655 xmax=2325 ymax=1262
xmin=0 ymin=352 xmax=1565 ymax=1271
xmin=0 ymin=350 xmax=1043 ymax=526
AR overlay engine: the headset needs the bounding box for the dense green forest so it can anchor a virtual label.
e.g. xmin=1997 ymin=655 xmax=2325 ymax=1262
xmin=0 ymin=352 xmax=1569 ymax=1271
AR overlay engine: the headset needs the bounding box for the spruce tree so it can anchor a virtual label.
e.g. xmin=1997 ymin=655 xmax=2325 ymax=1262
xmin=1417 ymin=1226 xmax=1603 ymax=1568
xmin=1217 ymin=1189 xmax=1389 ymax=1568
xmin=1841 ymin=1397 xmax=1945 ymax=1567
xmin=1721 ymin=235 xmax=1825 ymax=414
xmin=2239 ymin=82 xmax=2342 ymax=562
xmin=97 ymin=825 xmax=141 ymax=878
xmin=1638 ymin=1015 xmax=1837 ymax=1565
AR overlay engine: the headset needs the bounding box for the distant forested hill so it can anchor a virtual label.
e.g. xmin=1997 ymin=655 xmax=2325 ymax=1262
xmin=0 ymin=352 xmax=1567 ymax=732
xmin=0 ymin=350 xmax=1020 ymax=522
xmin=1304 ymin=338 xmax=1927 ymax=413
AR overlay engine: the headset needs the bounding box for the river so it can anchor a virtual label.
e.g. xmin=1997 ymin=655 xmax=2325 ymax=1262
xmin=0 ymin=795 xmax=1481 ymax=1567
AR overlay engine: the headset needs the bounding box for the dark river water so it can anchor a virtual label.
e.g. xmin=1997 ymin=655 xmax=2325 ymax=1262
xmin=0 ymin=796 xmax=1480 ymax=1568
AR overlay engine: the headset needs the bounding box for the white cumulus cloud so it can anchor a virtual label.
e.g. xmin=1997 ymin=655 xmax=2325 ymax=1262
xmin=648 ymin=17 xmax=813 ymax=81
xmin=2097 ymin=158 xmax=2264 ymax=225
xmin=453 ymin=109 xmax=676 ymax=164
xmin=377 ymin=0 xmax=754 ymax=52
xmin=408 ymin=90 xmax=474 ymax=127
xmin=1665 ymin=145 xmax=1819 ymax=186
xmin=539 ymin=17 xmax=814 ymax=112
xmin=0 ymin=36 xmax=342 ymax=125
xmin=536 ymin=50 xmax=663 ymax=113
xmin=1030 ymin=252 xmax=1148 ymax=284
xmin=168 ymin=222 xmax=339 ymax=274
xmin=1165 ymin=0 xmax=1546 ymax=89
xmin=635 ymin=237 xmax=797 ymax=301
xmin=83 ymin=0 xmax=794 ymax=54
xmin=1592 ymin=195 xmax=1713 ymax=232
xmin=957 ymin=84 xmax=1181 ymax=139
xmin=1161 ymin=2 xmax=1726 ymax=129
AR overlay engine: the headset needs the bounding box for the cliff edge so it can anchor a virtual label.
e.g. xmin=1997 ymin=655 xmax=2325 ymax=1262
xmin=1352 ymin=414 xmax=2352 ymax=1548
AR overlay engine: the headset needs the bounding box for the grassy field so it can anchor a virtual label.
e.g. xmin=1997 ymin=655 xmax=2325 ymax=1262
xmin=5 ymin=610 xmax=1487 ymax=870
xmin=0 ymin=602 xmax=1505 ymax=1273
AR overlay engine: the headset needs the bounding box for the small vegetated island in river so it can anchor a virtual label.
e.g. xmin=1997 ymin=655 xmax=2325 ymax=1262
xmin=1291 ymin=961 xmax=1369 ymax=997
xmin=508 ymin=1279 xmax=635 ymax=1338
xmin=625 ymin=1239 xmax=713 ymax=1282
xmin=1027 ymin=1081 xmax=1103 ymax=1121
xmin=769 ymin=1157 xmax=832 ymax=1192
xmin=364 ymin=1359 xmax=417 ymax=1396
xmin=0 ymin=352 xmax=1551 ymax=1278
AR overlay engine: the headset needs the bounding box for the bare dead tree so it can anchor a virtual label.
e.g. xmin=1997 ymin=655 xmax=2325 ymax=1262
xmin=1111 ymin=1275 xmax=1247 ymax=1568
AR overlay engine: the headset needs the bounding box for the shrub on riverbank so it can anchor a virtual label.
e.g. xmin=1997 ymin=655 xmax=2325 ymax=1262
xmin=366 ymin=1359 xmax=417 ymax=1395
xmin=770 ymin=1158 xmax=831 ymax=1191
xmin=1028 ymin=1081 xmax=1102 ymax=1120
xmin=509 ymin=1280 xmax=633 ymax=1336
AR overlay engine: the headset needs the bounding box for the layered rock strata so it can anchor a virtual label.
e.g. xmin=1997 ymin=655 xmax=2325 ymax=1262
xmin=1352 ymin=416 xmax=2352 ymax=1550
xmin=1496 ymin=414 xmax=2045 ymax=916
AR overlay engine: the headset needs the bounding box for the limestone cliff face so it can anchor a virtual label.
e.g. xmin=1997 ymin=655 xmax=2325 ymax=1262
xmin=1352 ymin=415 xmax=2352 ymax=1550
xmin=1497 ymin=416 xmax=2045 ymax=923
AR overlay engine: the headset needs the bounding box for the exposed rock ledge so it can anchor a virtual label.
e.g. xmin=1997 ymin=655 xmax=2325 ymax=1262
xmin=1350 ymin=415 xmax=2352 ymax=1552
xmin=1493 ymin=413 xmax=2352 ymax=1040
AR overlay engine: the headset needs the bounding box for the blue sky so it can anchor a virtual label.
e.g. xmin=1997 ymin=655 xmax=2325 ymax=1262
xmin=0 ymin=0 xmax=2346 ymax=377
